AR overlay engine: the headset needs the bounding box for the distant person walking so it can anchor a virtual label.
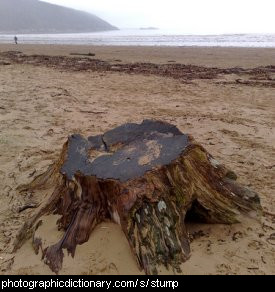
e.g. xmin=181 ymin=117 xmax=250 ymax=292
xmin=14 ymin=36 xmax=18 ymax=44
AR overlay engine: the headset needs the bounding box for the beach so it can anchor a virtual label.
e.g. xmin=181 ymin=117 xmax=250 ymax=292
xmin=1 ymin=44 xmax=275 ymax=66
xmin=0 ymin=44 xmax=274 ymax=275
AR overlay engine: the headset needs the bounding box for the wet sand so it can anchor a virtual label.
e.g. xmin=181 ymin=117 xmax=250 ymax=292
xmin=0 ymin=44 xmax=274 ymax=275
xmin=1 ymin=44 xmax=275 ymax=67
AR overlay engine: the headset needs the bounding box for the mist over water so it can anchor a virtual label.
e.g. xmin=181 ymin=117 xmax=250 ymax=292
xmin=0 ymin=29 xmax=275 ymax=47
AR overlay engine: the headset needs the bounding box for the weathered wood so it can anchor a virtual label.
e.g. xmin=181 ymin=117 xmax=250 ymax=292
xmin=69 ymin=53 xmax=96 ymax=57
xmin=16 ymin=120 xmax=262 ymax=274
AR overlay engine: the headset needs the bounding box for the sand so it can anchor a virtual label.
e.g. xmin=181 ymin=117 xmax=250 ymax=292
xmin=0 ymin=44 xmax=274 ymax=275
xmin=1 ymin=44 xmax=275 ymax=67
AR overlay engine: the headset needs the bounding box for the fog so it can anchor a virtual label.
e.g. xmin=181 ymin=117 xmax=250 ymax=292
xmin=40 ymin=0 xmax=275 ymax=34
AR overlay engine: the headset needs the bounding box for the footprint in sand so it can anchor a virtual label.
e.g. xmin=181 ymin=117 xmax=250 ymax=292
xmin=88 ymin=253 xmax=119 ymax=275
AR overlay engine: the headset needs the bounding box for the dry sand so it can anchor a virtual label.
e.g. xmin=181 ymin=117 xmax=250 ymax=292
xmin=0 ymin=44 xmax=274 ymax=275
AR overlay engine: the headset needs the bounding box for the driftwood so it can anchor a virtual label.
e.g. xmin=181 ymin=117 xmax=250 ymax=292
xmin=69 ymin=52 xmax=96 ymax=57
xmin=16 ymin=120 xmax=262 ymax=274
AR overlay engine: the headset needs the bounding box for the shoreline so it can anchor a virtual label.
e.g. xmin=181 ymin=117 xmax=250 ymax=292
xmin=1 ymin=44 xmax=275 ymax=67
xmin=1 ymin=50 xmax=274 ymax=89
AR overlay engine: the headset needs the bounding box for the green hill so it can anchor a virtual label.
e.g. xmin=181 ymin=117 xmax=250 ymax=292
xmin=0 ymin=0 xmax=118 ymax=34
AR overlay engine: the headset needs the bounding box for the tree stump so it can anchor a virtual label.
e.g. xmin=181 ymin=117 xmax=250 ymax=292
xmin=16 ymin=120 xmax=262 ymax=274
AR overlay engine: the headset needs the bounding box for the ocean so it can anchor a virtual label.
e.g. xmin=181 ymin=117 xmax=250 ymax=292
xmin=0 ymin=29 xmax=275 ymax=47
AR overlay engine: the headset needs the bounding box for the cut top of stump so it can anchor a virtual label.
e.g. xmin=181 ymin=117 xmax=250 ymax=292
xmin=61 ymin=120 xmax=189 ymax=182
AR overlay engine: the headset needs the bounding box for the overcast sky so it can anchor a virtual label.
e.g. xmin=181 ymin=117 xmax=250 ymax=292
xmin=41 ymin=0 xmax=275 ymax=34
